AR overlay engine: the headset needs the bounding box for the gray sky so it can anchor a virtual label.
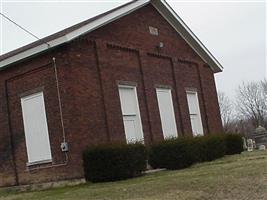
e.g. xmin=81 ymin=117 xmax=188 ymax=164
xmin=0 ymin=0 xmax=266 ymax=100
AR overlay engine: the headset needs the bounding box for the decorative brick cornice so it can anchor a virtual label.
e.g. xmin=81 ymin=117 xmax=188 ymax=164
xmin=106 ymin=42 xmax=138 ymax=53
xmin=147 ymin=52 xmax=171 ymax=60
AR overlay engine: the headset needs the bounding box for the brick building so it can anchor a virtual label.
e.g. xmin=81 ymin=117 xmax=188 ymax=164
xmin=0 ymin=0 xmax=223 ymax=187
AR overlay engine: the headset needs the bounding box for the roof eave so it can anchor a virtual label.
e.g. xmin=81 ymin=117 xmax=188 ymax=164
xmin=0 ymin=0 xmax=150 ymax=69
xmin=0 ymin=36 xmax=68 ymax=69
xmin=0 ymin=0 xmax=223 ymax=73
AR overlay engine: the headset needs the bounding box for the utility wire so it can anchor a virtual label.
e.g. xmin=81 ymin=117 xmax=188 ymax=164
xmin=0 ymin=12 xmax=50 ymax=47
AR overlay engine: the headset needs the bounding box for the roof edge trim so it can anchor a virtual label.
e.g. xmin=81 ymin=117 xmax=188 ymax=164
xmin=0 ymin=0 xmax=223 ymax=73
xmin=0 ymin=0 xmax=150 ymax=68
xmin=152 ymin=0 xmax=223 ymax=72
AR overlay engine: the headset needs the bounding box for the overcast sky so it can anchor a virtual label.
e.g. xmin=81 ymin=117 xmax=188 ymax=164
xmin=0 ymin=0 xmax=266 ymax=100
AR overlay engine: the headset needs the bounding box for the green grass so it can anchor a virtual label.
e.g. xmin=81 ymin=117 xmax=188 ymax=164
xmin=1 ymin=151 xmax=267 ymax=200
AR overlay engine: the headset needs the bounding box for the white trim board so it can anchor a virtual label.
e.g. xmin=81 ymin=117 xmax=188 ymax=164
xmin=0 ymin=0 xmax=223 ymax=73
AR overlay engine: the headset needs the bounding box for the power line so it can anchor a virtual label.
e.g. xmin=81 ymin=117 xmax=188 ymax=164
xmin=0 ymin=12 xmax=50 ymax=47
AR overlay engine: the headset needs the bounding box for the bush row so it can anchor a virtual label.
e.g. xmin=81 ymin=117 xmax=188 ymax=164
xmin=149 ymin=134 xmax=243 ymax=170
xmin=83 ymin=134 xmax=243 ymax=182
xmin=224 ymin=134 xmax=243 ymax=155
xmin=83 ymin=143 xmax=146 ymax=182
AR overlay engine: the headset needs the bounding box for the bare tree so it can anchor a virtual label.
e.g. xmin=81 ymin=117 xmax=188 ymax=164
xmin=236 ymin=81 xmax=267 ymax=128
xmin=218 ymin=91 xmax=233 ymax=133
xmin=261 ymin=79 xmax=267 ymax=97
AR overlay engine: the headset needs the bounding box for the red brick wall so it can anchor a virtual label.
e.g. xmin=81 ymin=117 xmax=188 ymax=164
xmin=87 ymin=4 xmax=222 ymax=133
xmin=0 ymin=47 xmax=83 ymax=186
xmin=0 ymin=4 xmax=222 ymax=187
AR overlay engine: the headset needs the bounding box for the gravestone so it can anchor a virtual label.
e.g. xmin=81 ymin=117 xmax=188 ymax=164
xmin=242 ymin=137 xmax=248 ymax=150
xmin=247 ymin=139 xmax=254 ymax=151
xmin=259 ymin=145 xmax=266 ymax=151
xmin=252 ymin=126 xmax=267 ymax=149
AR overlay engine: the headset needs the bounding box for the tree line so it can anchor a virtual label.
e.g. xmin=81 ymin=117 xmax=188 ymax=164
xmin=218 ymin=79 xmax=267 ymax=138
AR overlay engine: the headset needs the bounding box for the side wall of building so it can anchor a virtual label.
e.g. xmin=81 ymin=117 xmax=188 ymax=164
xmin=0 ymin=4 xmax=222 ymax=187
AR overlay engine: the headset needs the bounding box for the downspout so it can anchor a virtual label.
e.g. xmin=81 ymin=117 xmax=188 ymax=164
xmin=52 ymin=57 xmax=68 ymax=164
xmin=26 ymin=59 xmax=69 ymax=171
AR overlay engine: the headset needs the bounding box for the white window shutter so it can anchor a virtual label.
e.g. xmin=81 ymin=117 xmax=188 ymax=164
xmin=21 ymin=91 xmax=52 ymax=164
xmin=156 ymin=88 xmax=178 ymax=139
xmin=118 ymin=85 xmax=144 ymax=143
xmin=186 ymin=91 xmax=204 ymax=136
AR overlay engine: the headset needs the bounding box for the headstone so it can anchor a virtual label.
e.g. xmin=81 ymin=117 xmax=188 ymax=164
xmin=253 ymin=141 xmax=256 ymax=149
xmin=247 ymin=139 xmax=254 ymax=152
xmin=253 ymin=126 xmax=267 ymax=149
xmin=242 ymin=137 xmax=247 ymax=150
xmin=259 ymin=145 xmax=266 ymax=151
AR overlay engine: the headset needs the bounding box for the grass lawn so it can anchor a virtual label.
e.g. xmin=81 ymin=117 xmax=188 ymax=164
xmin=1 ymin=151 xmax=267 ymax=200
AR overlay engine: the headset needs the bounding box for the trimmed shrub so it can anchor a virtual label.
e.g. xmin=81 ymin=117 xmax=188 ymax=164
xmin=224 ymin=134 xmax=243 ymax=155
xmin=148 ymin=138 xmax=195 ymax=170
xmin=193 ymin=135 xmax=226 ymax=162
xmin=83 ymin=143 xmax=147 ymax=182
xmin=149 ymin=135 xmax=226 ymax=170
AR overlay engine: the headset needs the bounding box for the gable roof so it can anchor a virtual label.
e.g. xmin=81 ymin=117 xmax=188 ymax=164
xmin=0 ymin=0 xmax=223 ymax=73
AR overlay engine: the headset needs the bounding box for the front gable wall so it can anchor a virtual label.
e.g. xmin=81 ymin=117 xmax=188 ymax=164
xmin=83 ymin=4 xmax=222 ymax=135
xmin=88 ymin=5 xmax=201 ymax=62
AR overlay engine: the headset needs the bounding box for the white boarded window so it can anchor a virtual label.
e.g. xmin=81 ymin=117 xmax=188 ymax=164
xmin=118 ymin=85 xmax=144 ymax=143
xmin=156 ymin=88 xmax=178 ymax=139
xmin=186 ymin=91 xmax=204 ymax=136
xmin=21 ymin=91 xmax=52 ymax=164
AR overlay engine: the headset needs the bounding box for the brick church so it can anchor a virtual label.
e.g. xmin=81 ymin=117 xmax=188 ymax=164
xmin=0 ymin=0 xmax=223 ymax=186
